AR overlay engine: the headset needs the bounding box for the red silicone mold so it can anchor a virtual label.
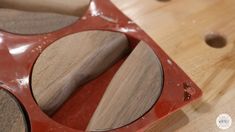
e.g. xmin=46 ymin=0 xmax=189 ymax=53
xmin=0 ymin=0 xmax=202 ymax=131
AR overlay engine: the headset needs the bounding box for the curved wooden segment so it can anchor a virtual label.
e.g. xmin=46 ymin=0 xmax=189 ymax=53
xmin=0 ymin=8 xmax=78 ymax=34
xmin=87 ymin=41 xmax=163 ymax=131
xmin=0 ymin=0 xmax=90 ymax=16
xmin=0 ymin=89 xmax=27 ymax=132
xmin=32 ymin=31 xmax=130 ymax=115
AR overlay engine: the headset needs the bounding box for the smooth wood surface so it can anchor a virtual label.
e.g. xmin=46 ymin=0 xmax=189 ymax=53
xmin=0 ymin=0 xmax=90 ymax=16
xmin=87 ymin=41 xmax=163 ymax=131
xmin=0 ymin=89 xmax=27 ymax=132
xmin=32 ymin=31 xmax=130 ymax=115
xmin=111 ymin=0 xmax=235 ymax=131
xmin=0 ymin=9 xmax=78 ymax=34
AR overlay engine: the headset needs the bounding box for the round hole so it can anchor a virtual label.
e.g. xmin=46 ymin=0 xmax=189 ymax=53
xmin=205 ymin=33 xmax=227 ymax=48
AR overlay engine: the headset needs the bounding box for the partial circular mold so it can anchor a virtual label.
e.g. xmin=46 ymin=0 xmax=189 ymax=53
xmin=0 ymin=89 xmax=28 ymax=132
xmin=0 ymin=0 xmax=91 ymax=34
xmin=0 ymin=0 xmax=89 ymax=16
xmin=0 ymin=8 xmax=78 ymax=35
xmin=31 ymin=30 xmax=163 ymax=131
xmin=31 ymin=30 xmax=130 ymax=130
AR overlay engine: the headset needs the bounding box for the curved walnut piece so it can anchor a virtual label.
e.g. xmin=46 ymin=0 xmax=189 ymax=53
xmin=0 ymin=9 xmax=78 ymax=34
xmin=0 ymin=0 xmax=90 ymax=16
xmin=0 ymin=0 xmax=91 ymax=34
xmin=0 ymin=89 xmax=27 ymax=132
xmin=87 ymin=41 xmax=163 ymax=131
xmin=32 ymin=31 xmax=130 ymax=115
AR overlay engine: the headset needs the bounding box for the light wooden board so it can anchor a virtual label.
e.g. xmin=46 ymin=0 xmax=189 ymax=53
xmin=111 ymin=0 xmax=235 ymax=131
xmin=87 ymin=41 xmax=163 ymax=131
xmin=0 ymin=89 xmax=27 ymax=132
xmin=32 ymin=31 xmax=130 ymax=115
xmin=0 ymin=8 xmax=78 ymax=34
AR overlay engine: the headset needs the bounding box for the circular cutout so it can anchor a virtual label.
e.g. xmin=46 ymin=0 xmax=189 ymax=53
xmin=31 ymin=31 xmax=163 ymax=131
xmin=205 ymin=33 xmax=227 ymax=48
xmin=31 ymin=30 xmax=130 ymax=130
xmin=0 ymin=89 xmax=28 ymax=132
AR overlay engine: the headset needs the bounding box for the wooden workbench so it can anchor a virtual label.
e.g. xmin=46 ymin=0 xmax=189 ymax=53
xmin=111 ymin=0 xmax=235 ymax=131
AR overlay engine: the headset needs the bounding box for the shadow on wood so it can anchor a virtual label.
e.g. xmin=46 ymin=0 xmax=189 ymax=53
xmin=146 ymin=110 xmax=189 ymax=132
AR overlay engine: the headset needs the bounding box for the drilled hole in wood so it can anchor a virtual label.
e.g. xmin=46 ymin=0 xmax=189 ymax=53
xmin=205 ymin=33 xmax=227 ymax=48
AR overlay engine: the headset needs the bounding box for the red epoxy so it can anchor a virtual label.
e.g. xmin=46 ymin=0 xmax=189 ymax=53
xmin=0 ymin=0 xmax=202 ymax=131
xmin=52 ymin=58 xmax=126 ymax=130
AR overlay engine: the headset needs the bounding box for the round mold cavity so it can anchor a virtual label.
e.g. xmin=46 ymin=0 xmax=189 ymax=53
xmin=31 ymin=30 xmax=163 ymax=131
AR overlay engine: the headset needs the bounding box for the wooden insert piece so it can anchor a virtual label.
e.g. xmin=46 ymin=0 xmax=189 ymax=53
xmin=0 ymin=0 xmax=90 ymax=16
xmin=32 ymin=30 xmax=130 ymax=115
xmin=87 ymin=41 xmax=163 ymax=131
xmin=0 ymin=89 xmax=27 ymax=132
xmin=0 ymin=8 xmax=78 ymax=34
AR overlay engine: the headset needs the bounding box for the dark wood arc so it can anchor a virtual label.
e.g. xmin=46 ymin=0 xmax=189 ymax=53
xmin=87 ymin=41 xmax=163 ymax=131
xmin=0 ymin=8 xmax=78 ymax=34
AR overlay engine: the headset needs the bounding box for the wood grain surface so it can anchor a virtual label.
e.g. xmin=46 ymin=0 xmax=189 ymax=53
xmin=0 ymin=0 xmax=90 ymax=16
xmin=111 ymin=0 xmax=235 ymax=131
xmin=0 ymin=9 xmax=78 ymax=34
xmin=0 ymin=89 xmax=27 ymax=132
xmin=32 ymin=31 xmax=130 ymax=115
xmin=87 ymin=41 xmax=163 ymax=131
